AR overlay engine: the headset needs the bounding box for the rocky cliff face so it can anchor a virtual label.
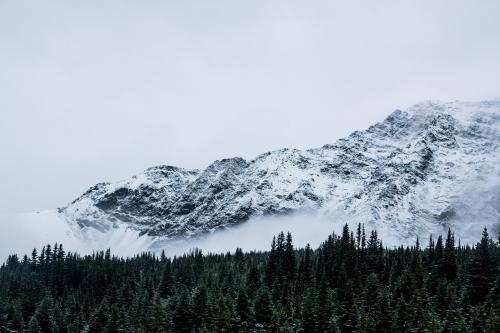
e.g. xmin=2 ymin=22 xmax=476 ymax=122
xmin=61 ymin=100 xmax=500 ymax=243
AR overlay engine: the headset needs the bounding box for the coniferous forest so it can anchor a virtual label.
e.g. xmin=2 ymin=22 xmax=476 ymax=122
xmin=1 ymin=224 xmax=499 ymax=333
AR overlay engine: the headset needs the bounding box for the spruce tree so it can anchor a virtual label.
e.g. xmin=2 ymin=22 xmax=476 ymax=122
xmin=191 ymin=285 xmax=210 ymax=329
xmin=468 ymin=228 xmax=497 ymax=305
xmin=172 ymin=289 xmax=192 ymax=333
xmin=27 ymin=316 xmax=42 ymax=333
xmin=442 ymin=228 xmax=458 ymax=281
xmin=254 ymin=289 xmax=273 ymax=329
xmin=301 ymin=292 xmax=316 ymax=332
xmin=159 ymin=262 xmax=175 ymax=298
xmin=376 ymin=288 xmax=392 ymax=333
xmin=236 ymin=287 xmax=252 ymax=327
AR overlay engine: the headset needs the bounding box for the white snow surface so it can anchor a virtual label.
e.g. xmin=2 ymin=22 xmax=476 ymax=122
xmin=2 ymin=100 xmax=500 ymax=260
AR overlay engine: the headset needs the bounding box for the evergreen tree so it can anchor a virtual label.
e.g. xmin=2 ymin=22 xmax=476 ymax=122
xmin=0 ymin=227 xmax=497 ymax=332
xmin=442 ymin=228 xmax=458 ymax=281
xmin=338 ymin=279 xmax=357 ymax=332
xmin=106 ymin=304 xmax=122 ymax=333
xmin=172 ymin=289 xmax=192 ymax=333
xmin=316 ymin=280 xmax=333 ymax=332
xmin=254 ymin=289 xmax=273 ymax=329
xmin=391 ymin=296 xmax=409 ymax=333
xmin=192 ymin=285 xmax=210 ymax=329
xmin=468 ymin=228 xmax=497 ymax=305
xmin=159 ymin=262 xmax=175 ymax=298
xmin=32 ymin=296 xmax=55 ymax=333
xmin=236 ymin=287 xmax=252 ymax=327
xmin=27 ymin=316 xmax=42 ymax=333
xmin=485 ymin=277 xmax=500 ymax=332
xmin=301 ymin=292 xmax=316 ymax=332
xmin=376 ymin=288 xmax=392 ymax=333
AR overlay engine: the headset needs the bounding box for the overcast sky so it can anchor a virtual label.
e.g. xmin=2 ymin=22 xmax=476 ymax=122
xmin=1 ymin=0 xmax=500 ymax=213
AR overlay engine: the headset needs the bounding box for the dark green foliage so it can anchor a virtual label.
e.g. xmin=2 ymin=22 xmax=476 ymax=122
xmin=442 ymin=228 xmax=458 ymax=281
xmin=172 ymin=288 xmax=192 ymax=333
xmin=254 ymin=289 xmax=273 ymax=329
xmin=468 ymin=228 xmax=498 ymax=305
xmin=236 ymin=287 xmax=252 ymax=327
xmin=0 ymin=224 xmax=499 ymax=332
xmin=159 ymin=261 xmax=175 ymax=298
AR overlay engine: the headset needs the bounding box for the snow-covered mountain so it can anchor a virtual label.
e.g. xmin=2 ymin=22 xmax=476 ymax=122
xmin=61 ymin=100 xmax=500 ymax=246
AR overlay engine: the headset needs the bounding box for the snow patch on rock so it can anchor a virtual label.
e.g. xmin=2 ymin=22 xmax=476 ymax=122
xmin=54 ymin=100 xmax=500 ymax=247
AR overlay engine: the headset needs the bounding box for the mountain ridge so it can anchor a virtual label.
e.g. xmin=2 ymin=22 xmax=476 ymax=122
xmin=61 ymin=100 xmax=500 ymax=244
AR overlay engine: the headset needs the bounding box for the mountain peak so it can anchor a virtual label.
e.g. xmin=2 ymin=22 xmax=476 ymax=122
xmin=61 ymin=100 xmax=500 ymax=245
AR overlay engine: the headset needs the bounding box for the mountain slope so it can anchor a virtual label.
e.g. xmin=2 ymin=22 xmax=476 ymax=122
xmin=61 ymin=100 xmax=500 ymax=244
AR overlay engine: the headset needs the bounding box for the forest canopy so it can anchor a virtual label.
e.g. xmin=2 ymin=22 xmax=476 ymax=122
xmin=0 ymin=224 xmax=499 ymax=332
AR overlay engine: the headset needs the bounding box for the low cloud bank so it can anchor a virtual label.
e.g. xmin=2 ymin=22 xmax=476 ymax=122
xmin=0 ymin=211 xmax=86 ymax=262
xmin=0 ymin=211 xmax=348 ymax=261
xmin=151 ymin=213 xmax=342 ymax=256
xmin=1 ymin=205 xmax=495 ymax=263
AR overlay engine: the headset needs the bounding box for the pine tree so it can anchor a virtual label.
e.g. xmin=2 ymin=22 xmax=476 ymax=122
xmin=469 ymin=305 xmax=487 ymax=333
xmin=145 ymin=293 xmax=168 ymax=333
xmin=159 ymin=262 xmax=175 ymax=298
xmin=172 ymin=289 xmax=192 ymax=333
xmin=301 ymin=292 xmax=316 ymax=332
xmin=284 ymin=232 xmax=296 ymax=280
xmin=442 ymin=300 xmax=467 ymax=333
xmin=191 ymin=285 xmax=210 ymax=329
xmin=88 ymin=297 xmax=110 ymax=332
xmin=376 ymin=288 xmax=392 ymax=333
xmin=254 ymin=289 xmax=273 ymax=329
xmin=485 ymin=277 xmax=500 ymax=332
xmin=391 ymin=296 xmax=409 ymax=333
xmin=442 ymin=228 xmax=458 ymax=281
xmin=363 ymin=273 xmax=380 ymax=311
xmin=214 ymin=293 xmax=235 ymax=332
xmin=316 ymin=280 xmax=333 ymax=332
xmin=105 ymin=304 xmax=122 ymax=333
xmin=468 ymin=228 xmax=498 ymax=305
xmin=357 ymin=311 xmax=377 ymax=333
xmin=7 ymin=301 xmax=25 ymax=332
xmin=27 ymin=316 xmax=42 ymax=333
xmin=338 ymin=279 xmax=357 ymax=332
xmin=266 ymin=237 xmax=278 ymax=287
xmin=407 ymin=289 xmax=441 ymax=332
xmin=32 ymin=296 xmax=55 ymax=333
xmin=236 ymin=287 xmax=252 ymax=327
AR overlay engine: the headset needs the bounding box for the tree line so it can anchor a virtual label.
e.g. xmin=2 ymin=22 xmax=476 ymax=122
xmin=0 ymin=224 xmax=499 ymax=332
